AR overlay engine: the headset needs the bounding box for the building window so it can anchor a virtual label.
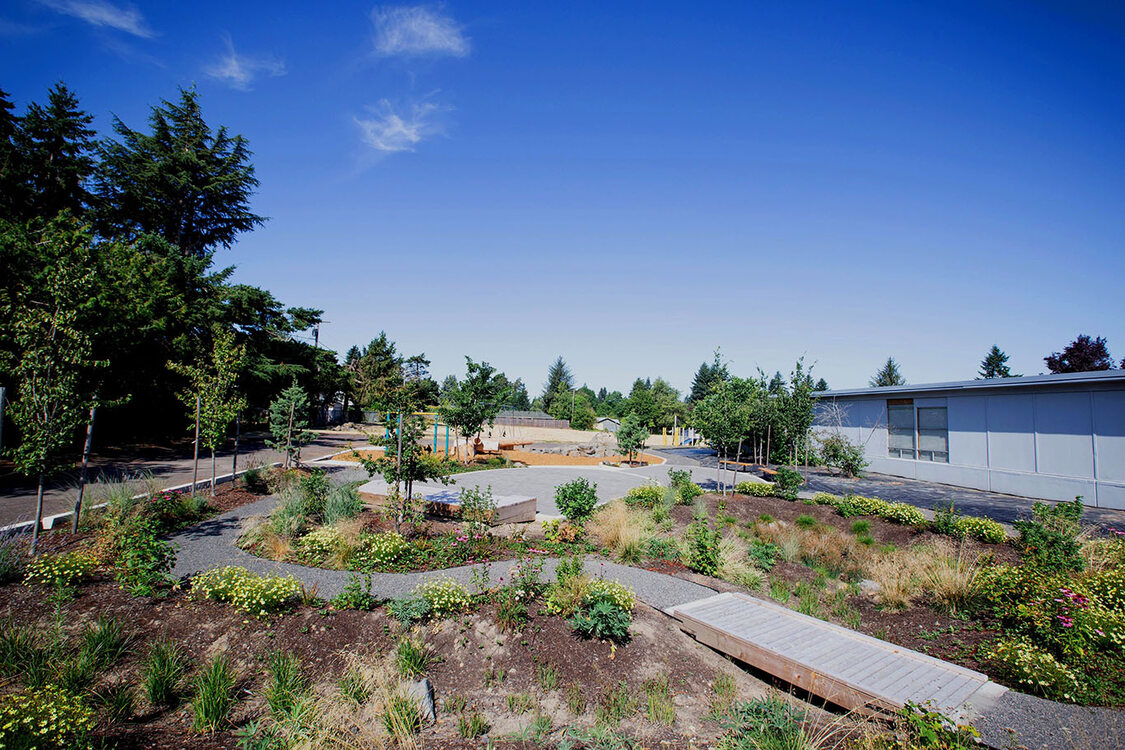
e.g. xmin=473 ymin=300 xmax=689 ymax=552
xmin=917 ymin=406 xmax=949 ymax=463
xmin=887 ymin=400 xmax=915 ymax=459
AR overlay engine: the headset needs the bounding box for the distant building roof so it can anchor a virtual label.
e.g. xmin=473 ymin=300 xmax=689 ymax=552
xmin=496 ymin=409 xmax=554 ymax=420
xmin=814 ymin=369 xmax=1125 ymax=399
xmin=595 ymin=417 xmax=620 ymax=424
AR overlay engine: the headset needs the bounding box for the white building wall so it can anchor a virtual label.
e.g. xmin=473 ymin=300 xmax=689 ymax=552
xmin=815 ymin=383 xmax=1125 ymax=510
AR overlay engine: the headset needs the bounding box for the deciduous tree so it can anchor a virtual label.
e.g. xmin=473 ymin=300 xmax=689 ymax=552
xmin=439 ymin=357 xmax=512 ymax=463
xmin=1045 ymin=335 xmax=1114 ymax=374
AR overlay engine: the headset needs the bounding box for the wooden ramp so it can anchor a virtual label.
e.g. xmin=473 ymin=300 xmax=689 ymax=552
xmin=671 ymin=593 xmax=1006 ymax=722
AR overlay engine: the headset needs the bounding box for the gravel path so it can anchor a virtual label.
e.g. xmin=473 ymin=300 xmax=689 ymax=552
xmin=168 ymin=486 xmax=716 ymax=610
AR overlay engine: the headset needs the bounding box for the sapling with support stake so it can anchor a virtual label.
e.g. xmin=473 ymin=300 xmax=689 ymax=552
xmin=267 ymin=382 xmax=316 ymax=471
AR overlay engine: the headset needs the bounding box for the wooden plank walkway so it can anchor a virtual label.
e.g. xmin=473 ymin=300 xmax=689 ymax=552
xmin=671 ymin=592 xmax=1007 ymax=722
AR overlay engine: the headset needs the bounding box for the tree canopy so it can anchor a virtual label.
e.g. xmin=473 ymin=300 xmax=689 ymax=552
xmin=870 ymin=357 xmax=906 ymax=387
xmin=979 ymin=345 xmax=1017 ymax=379
xmin=1045 ymin=335 xmax=1115 ymax=374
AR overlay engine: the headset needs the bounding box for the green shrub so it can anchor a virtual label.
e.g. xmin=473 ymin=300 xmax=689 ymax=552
xmin=324 ymin=484 xmax=364 ymax=525
xmin=416 ymin=577 xmax=472 ymax=618
xmin=571 ymin=600 xmax=631 ymax=642
xmin=818 ymin=433 xmax=868 ymax=477
xmin=115 ymin=515 xmax=175 ymax=595
xmin=747 ymin=540 xmax=779 ymax=572
xmin=556 ymin=554 xmax=585 ymax=584
xmin=772 ymin=467 xmax=804 ymax=496
xmin=686 ymin=515 xmax=721 ymax=577
xmin=386 ymin=595 xmax=432 ymax=625
xmin=989 ymin=638 xmax=1080 ymax=701
xmin=623 ymin=484 xmax=664 ymax=508
xmin=882 ymin=502 xmax=927 ymax=527
xmin=1016 ymin=498 xmax=1085 ymax=574
xmin=555 ymin=477 xmax=599 ymax=523
xmin=795 ymin=515 xmax=818 ymax=530
xmin=24 ymin=551 xmax=96 ymax=588
xmin=959 ymin=516 xmax=1006 ymax=544
xmin=191 ymin=653 xmax=236 ymax=733
xmin=677 ymin=482 xmax=704 ymax=504
xmin=299 ymin=471 xmax=331 ymax=521
xmin=585 ymin=579 xmax=636 ymax=612
xmin=191 ymin=566 xmax=301 ymax=616
xmin=645 ymin=536 xmax=681 ymax=562
xmin=141 ymin=639 xmax=189 ymax=708
xmin=331 ymin=572 xmax=378 ymax=610
xmin=241 ymin=464 xmax=268 ymax=493
xmin=734 ymin=481 xmax=776 ymax=497
xmin=0 ymin=685 xmax=95 ymax=749
xmin=1086 ymin=567 xmax=1125 ymax=612
xmin=460 ymin=485 xmax=497 ymax=531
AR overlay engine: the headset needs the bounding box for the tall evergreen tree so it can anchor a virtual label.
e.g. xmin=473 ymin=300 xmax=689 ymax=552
xmin=978 ymin=345 xmax=1016 ymax=378
xmin=95 ymin=87 xmax=264 ymax=259
xmin=814 ymin=378 xmax=829 ymax=391
xmin=870 ymin=357 xmax=906 ymax=387
xmin=542 ymin=356 xmax=573 ymax=412
xmin=0 ymin=87 xmax=24 ymax=217
xmin=1045 ymin=335 xmax=1114 ymax=374
xmin=17 ymin=83 xmax=96 ymax=218
xmin=688 ymin=349 xmax=729 ymax=403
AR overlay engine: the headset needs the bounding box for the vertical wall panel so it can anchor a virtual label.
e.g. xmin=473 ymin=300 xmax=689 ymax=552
xmin=1034 ymin=393 xmax=1094 ymax=479
xmin=987 ymin=395 xmax=1036 ymax=472
xmin=1093 ymin=392 xmax=1125 ymax=482
xmin=947 ymin=396 xmax=988 ymax=468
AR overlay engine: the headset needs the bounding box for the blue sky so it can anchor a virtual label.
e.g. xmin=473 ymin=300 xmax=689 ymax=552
xmin=3 ymin=1 xmax=1124 ymax=395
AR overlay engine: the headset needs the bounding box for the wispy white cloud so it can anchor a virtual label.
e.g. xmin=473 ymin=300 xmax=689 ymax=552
xmin=355 ymin=99 xmax=447 ymax=153
xmin=204 ymin=35 xmax=286 ymax=91
xmin=371 ymin=5 xmax=469 ymax=57
xmin=37 ymin=0 xmax=155 ymax=38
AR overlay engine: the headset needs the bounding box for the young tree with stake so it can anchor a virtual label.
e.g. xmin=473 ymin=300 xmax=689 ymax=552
xmin=615 ymin=412 xmax=648 ymax=466
xmin=170 ymin=326 xmax=246 ymax=496
xmin=266 ymin=383 xmax=316 ymax=469
xmin=438 ymin=357 xmax=511 ymax=464
xmin=5 ymin=221 xmax=100 ymax=554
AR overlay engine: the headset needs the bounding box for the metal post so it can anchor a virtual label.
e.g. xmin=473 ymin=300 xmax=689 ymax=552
xmin=0 ymin=386 xmax=5 ymax=455
xmin=395 ymin=412 xmax=403 ymax=496
xmin=72 ymin=404 xmax=96 ymax=533
xmin=192 ymin=395 xmax=201 ymax=497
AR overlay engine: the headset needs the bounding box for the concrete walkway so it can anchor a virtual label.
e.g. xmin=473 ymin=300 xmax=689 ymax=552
xmin=0 ymin=432 xmax=367 ymax=527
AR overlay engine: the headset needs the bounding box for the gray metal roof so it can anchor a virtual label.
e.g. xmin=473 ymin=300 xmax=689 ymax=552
xmin=496 ymin=409 xmax=554 ymax=419
xmin=813 ymin=369 xmax=1125 ymax=399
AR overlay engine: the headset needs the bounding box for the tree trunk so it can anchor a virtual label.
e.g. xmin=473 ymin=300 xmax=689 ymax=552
xmin=766 ymin=425 xmax=771 ymax=468
xmin=210 ymin=448 xmax=217 ymax=497
xmin=72 ymin=405 xmax=96 ymax=534
xmin=231 ymin=412 xmax=240 ymax=481
xmin=191 ymin=395 xmax=201 ymax=498
xmin=30 ymin=471 xmax=45 ymax=555
xmin=284 ymin=401 xmax=295 ymax=470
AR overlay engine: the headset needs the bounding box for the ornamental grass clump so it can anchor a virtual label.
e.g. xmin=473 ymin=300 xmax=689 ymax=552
xmin=191 ymin=653 xmax=237 ymax=733
xmin=192 ymin=566 xmax=301 ymax=616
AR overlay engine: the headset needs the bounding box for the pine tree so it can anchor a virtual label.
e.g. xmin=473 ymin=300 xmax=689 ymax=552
xmin=542 ymin=356 xmax=573 ymax=412
xmin=16 ymin=83 xmax=96 ymax=218
xmin=689 ymin=350 xmax=729 ymax=403
xmin=1045 ymin=335 xmax=1114 ymax=374
xmin=979 ymin=345 xmax=1016 ymax=378
xmin=266 ymin=383 xmax=316 ymax=469
xmin=814 ymin=378 xmax=829 ymax=391
xmin=0 ymin=87 xmax=24 ymax=216
xmin=95 ymin=87 xmax=264 ymax=259
xmin=870 ymin=357 xmax=906 ymax=387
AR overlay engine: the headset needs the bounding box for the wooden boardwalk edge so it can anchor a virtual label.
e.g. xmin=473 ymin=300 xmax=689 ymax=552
xmin=669 ymin=593 xmax=1007 ymax=723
